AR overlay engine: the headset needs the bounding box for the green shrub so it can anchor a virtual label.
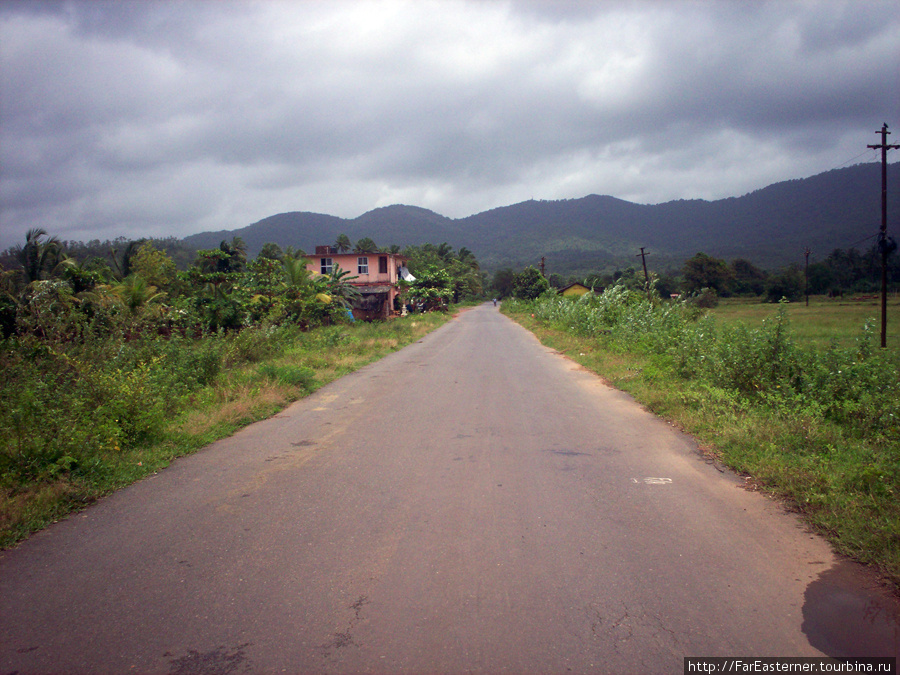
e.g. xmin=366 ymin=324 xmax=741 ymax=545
xmin=523 ymin=286 xmax=900 ymax=440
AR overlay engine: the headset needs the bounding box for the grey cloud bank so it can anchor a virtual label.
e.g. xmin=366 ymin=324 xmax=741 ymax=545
xmin=1 ymin=0 xmax=898 ymax=251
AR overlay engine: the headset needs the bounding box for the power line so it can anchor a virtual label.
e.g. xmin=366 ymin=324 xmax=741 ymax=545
xmin=831 ymin=148 xmax=880 ymax=171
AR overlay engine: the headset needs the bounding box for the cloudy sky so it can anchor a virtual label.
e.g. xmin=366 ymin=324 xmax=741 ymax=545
xmin=1 ymin=0 xmax=898 ymax=251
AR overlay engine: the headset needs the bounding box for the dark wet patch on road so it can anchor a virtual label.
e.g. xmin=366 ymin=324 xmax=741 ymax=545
xmin=801 ymin=561 xmax=900 ymax=657
xmin=167 ymin=642 xmax=252 ymax=675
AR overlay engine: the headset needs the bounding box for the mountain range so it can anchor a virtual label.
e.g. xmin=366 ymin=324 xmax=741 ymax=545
xmin=182 ymin=162 xmax=898 ymax=276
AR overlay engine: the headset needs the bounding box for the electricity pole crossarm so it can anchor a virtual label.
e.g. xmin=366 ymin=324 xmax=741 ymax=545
xmin=867 ymin=123 xmax=900 ymax=349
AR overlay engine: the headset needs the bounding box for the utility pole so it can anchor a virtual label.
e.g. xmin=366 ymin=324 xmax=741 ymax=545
xmin=539 ymin=257 xmax=546 ymax=278
xmin=804 ymin=247 xmax=810 ymax=307
xmin=636 ymin=247 xmax=651 ymax=302
xmin=867 ymin=123 xmax=899 ymax=348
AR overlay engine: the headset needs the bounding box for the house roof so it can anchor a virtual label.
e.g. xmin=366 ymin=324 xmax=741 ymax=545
xmin=559 ymin=282 xmax=591 ymax=293
xmin=308 ymin=248 xmax=407 ymax=261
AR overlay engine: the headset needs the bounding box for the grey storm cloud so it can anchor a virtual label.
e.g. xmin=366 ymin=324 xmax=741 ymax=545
xmin=1 ymin=0 xmax=898 ymax=250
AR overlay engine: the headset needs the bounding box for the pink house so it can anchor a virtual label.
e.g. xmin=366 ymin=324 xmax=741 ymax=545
xmin=305 ymin=246 xmax=412 ymax=320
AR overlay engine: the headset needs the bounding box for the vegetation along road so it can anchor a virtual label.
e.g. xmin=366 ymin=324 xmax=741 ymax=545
xmin=1 ymin=303 xmax=897 ymax=674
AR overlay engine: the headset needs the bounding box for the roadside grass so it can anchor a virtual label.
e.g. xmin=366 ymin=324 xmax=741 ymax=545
xmin=0 ymin=311 xmax=453 ymax=548
xmin=503 ymin=296 xmax=900 ymax=590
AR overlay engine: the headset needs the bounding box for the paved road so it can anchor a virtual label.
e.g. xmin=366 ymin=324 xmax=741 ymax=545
xmin=1 ymin=304 xmax=897 ymax=674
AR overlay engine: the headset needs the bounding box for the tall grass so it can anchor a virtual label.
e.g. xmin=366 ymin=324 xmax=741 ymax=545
xmin=505 ymin=289 xmax=900 ymax=586
xmin=523 ymin=290 xmax=899 ymax=438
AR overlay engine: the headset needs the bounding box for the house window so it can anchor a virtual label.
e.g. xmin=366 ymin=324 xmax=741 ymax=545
xmin=320 ymin=258 xmax=333 ymax=275
xmin=358 ymin=257 xmax=369 ymax=275
xmin=379 ymin=256 xmax=388 ymax=274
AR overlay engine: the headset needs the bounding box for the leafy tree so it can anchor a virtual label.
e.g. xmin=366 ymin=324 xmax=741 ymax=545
xmin=194 ymin=248 xmax=230 ymax=275
xmin=655 ymin=273 xmax=679 ymax=299
xmin=491 ymin=268 xmax=518 ymax=298
xmin=242 ymin=256 xmax=284 ymax=322
xmin=765 ymin=264 xmax=805 ymax=302
xmin=334 ymin=234 xmax=352 ymax=253
xmin=583 ymin=272 xmax=612 ymax=291
xmin=407 ymin=268 xmax=453 ymax=311
xmin=194 ymin=282 xmax=245 ymax=332
xmin=0 ymin=264 xmax=19 ymax=337
xmin=402 ymin=243 xmax=483 ymax=302
xmin=16 ymin=279 xmax=81 ymax=340
xmin=514 ymin=266 xmax=551 ymax=300
xmin=130 ymin=242 xmax=177 ymax=291
xmin=59 ymin=258 xmax=106 ymax=295
xmin=806 ymin=262 xmax=836 ymax=296
xmin=682 ymin=252 xmax=732 ymax=295
xmin=611 ymin=267 xmax=646 ymax=293
xmin=729 ymin=258 xmax=767 ymax=296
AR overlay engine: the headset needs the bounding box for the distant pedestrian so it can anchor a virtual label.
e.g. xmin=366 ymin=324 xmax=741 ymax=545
xmin=492 ymin=298 xmax=497 ymax=307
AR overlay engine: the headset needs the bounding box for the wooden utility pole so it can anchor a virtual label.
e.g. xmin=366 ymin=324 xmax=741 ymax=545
xmin=867 ymin=123 xmax=899 ymax=348
xmin=637 ymin=247 xmax=651 ymax=302
xmin=804 ymin=247 xmax=810 ymax=307
xmin=539 ymin=257 xmax=546 ymax=278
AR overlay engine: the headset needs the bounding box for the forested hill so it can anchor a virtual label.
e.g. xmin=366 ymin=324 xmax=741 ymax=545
xmin=182 ymin=162 xmax=898 ymax=274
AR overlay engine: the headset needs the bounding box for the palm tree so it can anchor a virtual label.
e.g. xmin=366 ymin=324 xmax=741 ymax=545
xmin=111 ymin=275 xmax=166 ymax=313
xmin=110 ymin=239 xmax=145 ymax=279
xmin=258 ymin=242 xmax=284 ymax=261
xmin=15 ymin=228 xmax=62 ymax=283
xmin=282 ymin=256 xmax=311 ymax=290
xmin=284 ymin=245 xmax=306 ymax=259
xmin=436 ymin=242 xmax=454 ymax=262
xmin=218 ymin=237 xmax=248 ymax=273
xmin=326 ymin=264 xmax=361 ymax=307
xmin=354 ymin=237 xmax=378 ymax=254
xmin=334 ymin=234 xmax=352 ymax=253
xmin=457 ymin=247 xmax=479 ymax=270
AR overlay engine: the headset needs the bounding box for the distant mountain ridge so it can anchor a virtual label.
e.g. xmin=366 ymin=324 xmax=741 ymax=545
xmin=182 ymin=163 xmax=898 ymax=275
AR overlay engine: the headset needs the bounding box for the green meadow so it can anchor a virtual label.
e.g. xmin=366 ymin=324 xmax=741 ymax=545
xmin=710 ymin=295 xmax=900 ymax=350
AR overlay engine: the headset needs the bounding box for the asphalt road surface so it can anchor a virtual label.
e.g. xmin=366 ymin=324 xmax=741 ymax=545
xmin=1 ymin=303 xmax=898 ymax=675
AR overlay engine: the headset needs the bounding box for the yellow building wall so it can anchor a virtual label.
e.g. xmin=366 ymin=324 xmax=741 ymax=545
xmin=561 ymin=284 xmax=590 ymax=297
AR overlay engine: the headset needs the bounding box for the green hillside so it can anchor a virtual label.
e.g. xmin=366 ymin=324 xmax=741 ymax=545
xmin=182 ymin=163 xmax=898 ymax=275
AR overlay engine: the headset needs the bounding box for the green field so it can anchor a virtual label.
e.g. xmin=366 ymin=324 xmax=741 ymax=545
xmin=710 ymin=295 xmax=900 ymax=350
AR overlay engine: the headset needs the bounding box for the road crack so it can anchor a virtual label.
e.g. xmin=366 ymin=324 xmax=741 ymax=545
xmin=320 ymin=595 xmax=370 ymax=660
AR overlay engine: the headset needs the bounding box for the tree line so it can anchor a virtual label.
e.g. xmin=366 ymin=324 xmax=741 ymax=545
xmin=0 ymin=230 xmax=483 ymax=341
xmin=489 ymin=240 xmax=899 ymax=303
